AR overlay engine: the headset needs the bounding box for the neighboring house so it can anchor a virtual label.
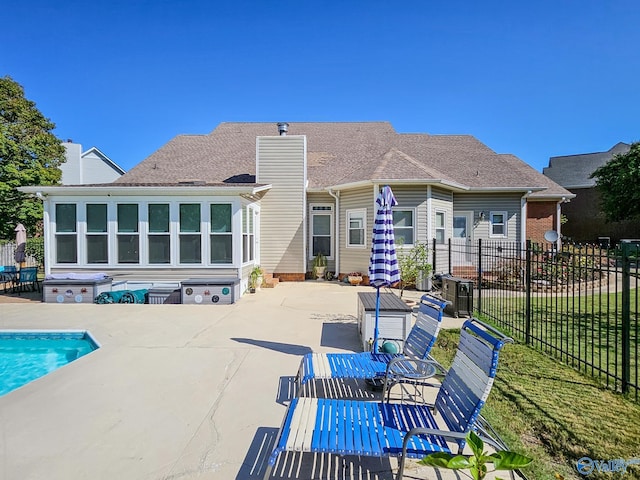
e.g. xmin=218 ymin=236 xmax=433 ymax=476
xmin=543 ymin=142 xmax=640 ymax=244
xmin=22 ymin=122 xmax=572 ymax=297
xmin=60 ymin=141 xmax=126 ymax=185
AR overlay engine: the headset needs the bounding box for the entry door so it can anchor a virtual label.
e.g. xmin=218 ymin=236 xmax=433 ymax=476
xmin=453 ymin=211 xmax=474 ymax=262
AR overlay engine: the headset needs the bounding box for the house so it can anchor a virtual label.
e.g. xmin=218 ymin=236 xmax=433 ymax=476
xmin=60 ymin=141 xmax=126 ymax=185
xmin=543 ymin=142 xmax=640 ymax=244
xmin=22 ymin=122 xmax=572 ymax=297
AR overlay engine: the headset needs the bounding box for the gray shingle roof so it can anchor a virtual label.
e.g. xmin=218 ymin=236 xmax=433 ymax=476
xmin=117 ymin=122 xmax=571 ymax=197
xmin=543 ymin=142 xmax=631 ymax=189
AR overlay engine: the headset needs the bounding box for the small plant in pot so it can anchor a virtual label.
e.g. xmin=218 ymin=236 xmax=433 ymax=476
xmin=312 ymin=253 xmax=327 ymax=280
xmin=347 ymin=272 xmax=363 ymax=286
xmin=249 ymin=265 xmax=263 ymax=293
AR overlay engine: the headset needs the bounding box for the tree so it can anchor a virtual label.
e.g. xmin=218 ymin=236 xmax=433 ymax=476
xmin=0 ymin=76 xmax=65 ymax=239
xmin=591 ymin=142 xmax=640 ymax=222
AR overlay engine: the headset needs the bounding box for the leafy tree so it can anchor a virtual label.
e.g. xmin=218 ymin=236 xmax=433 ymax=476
xmin=591 ymin=142 xmax=640 ymax=222
xmin=0 ymin=76 xmax=65 ymax=239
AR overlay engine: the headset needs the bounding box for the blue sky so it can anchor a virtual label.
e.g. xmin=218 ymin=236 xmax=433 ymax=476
xmin=4 ymin=0 xmax=639 ymax=173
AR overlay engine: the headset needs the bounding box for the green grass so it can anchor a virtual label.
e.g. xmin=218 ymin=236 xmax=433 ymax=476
xmin=479 ymin=290 xmax=638 ymax=398
xmin=430 ymin=328 xmax=640 ymax=480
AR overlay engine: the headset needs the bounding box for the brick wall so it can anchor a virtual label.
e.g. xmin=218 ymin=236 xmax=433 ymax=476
xmin=562 ymin=188 xmax=640 ymax=243
xmin=527 ymin=201 xmax=557 ymax=243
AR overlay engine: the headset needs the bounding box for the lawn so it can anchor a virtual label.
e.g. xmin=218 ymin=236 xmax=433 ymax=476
xmin=430 ymin=328 xmax=640 ymax=480
xmin=479 ymin=289 xmax=639 ymax=400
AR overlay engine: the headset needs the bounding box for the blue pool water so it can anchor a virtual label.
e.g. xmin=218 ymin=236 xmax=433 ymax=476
xmin=0 ymin=331 xmax=99 ymax=397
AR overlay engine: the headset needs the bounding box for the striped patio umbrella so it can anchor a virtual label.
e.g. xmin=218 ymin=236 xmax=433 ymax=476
xmin=368 ymin=186 xmax=400 ymax=352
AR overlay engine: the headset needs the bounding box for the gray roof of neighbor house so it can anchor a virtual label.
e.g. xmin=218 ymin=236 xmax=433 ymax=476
xmin=116 ymin=122 xmax=572 ymax=198
xmin=543 ymin=142 xmax=631 ymax=189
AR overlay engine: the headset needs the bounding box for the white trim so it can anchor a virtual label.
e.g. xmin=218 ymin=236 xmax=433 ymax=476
xmin=426 ymin=185 xmax=433 ymax=241
xmin=346 ymin=208 xmax=367 ymax=248
xmin=20 ymin=184 xmax=272 ymax=196
xmin=489 ymin=211 xmax=508 ymax=238
xmin=435 ymin=209 xmax=446 ymax=245
xmin=47 ymin=197 xmax=246 ymax=269
xmin=392 ymin=206 xmax=417 ymax=248
xmin=308 ymin=203 xmax=334 ymax=260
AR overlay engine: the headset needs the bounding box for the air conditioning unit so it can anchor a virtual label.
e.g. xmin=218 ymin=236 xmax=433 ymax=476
xmin=442 ymin=276 xmax=474 ymax=318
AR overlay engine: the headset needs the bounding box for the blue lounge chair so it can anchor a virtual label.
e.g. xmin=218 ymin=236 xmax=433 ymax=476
xmin=265 ymin=319 xmax=513 ymax=480
xmin=296 ymin=294 xmax=448 ymax=394
xmin=14 ymin=266 xmax=40 ymax=294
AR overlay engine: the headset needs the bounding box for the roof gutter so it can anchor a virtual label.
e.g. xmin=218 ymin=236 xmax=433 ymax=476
xmin=19 ymin=184 xmax=272 ymax=197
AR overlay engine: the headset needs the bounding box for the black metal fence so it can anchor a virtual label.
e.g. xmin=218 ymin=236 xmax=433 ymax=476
xmin=433 ymin=238 xmax=640 ymax=401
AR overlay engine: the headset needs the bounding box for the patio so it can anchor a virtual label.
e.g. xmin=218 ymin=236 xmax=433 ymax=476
xmin=0 ymin=282 xmax=482 ymax=480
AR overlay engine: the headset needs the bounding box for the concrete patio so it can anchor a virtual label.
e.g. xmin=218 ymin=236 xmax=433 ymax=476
xmin=0 ymin=282 xmax=499 ymax=480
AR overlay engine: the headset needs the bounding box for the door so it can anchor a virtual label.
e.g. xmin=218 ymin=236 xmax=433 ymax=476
xmin=453 ymin=211 xmax=474 ymax=263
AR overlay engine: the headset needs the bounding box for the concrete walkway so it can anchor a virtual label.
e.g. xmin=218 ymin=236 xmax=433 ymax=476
xmin=0 ymin=283 xmax=480 ymax=480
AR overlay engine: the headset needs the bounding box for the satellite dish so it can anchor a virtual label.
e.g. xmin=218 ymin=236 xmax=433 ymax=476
xmin=544 ymin=230 xmax=559 ymax=242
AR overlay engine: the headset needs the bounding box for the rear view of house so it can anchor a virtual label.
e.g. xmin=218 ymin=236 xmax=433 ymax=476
xmin=22 ymin=122 xmax=572 ymax=298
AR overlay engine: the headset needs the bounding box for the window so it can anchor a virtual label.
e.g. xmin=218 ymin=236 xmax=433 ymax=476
xmin=179 ymin=203 xmax=201 ymax=264
xmin=393 ymin=209 xmax=414 ymax=246
xmin=117 ymin=204 xmax=139 ymax=263
xmin=310 ymin=205 xmax=333 ymax=257
xmin=435 ymin=211 xmax=446 ymax=245
xmin=86 ymin=204 xmax=108 ymax=264
xmin=490 ymin=211 xmax=507 ymax=237
xmin=55 ymin=203 xmax=77 ymax=263
xmin=347 ymin=209 xmax=366 ymax=247
xmin=148 ymin=204 xmax=170 ymax=264
xmin=242 ymin=206 xmax=255 ymax=263
xmin=210 ymin=204 xmax=232 ymax=264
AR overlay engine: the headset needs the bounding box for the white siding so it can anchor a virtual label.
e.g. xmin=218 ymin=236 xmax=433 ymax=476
xmin=453 ymin=193 xmax=522 ymax=242
xmin=431 ymin=187 xmax=454 ymax=272
xmin=339 ymin=186 xmax=373 ymax=275
xmin=307 ymin=192 xmax=336 ymax=273
xmin=257 ymin=136 xmax=307 ymax=274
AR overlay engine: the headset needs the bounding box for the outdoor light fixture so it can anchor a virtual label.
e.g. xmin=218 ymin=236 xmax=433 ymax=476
xmin=478 ymin=211 xmax=485 ymax=220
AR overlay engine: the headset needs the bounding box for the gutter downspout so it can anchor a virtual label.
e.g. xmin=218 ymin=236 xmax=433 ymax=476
xmin=328 ymin=189 xmax=340 ymax=277
xmin=521 ymin=190 xmax=532 ymax=249
xmin=557 ymin=197 xmax=566 ymax=248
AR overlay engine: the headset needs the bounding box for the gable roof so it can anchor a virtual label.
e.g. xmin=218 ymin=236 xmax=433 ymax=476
xmin=83 ymin=147 xmax=127 ymax=175
xmin=543 ymin=142 xmax=631 ymax=189
xmin=116 ymin=122 xmax=571 ymax=198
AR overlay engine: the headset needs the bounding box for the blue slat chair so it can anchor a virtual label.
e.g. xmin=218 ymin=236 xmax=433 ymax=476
xmin=296 ymin=294 xmax=448 ymax=395
xmin=265 ymin=319 xmax=513 ymax=480
xmin=14 ymin=266 xmax=40 ymax=294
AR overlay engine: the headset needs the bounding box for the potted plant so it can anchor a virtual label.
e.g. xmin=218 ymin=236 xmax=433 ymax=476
xmin=249 ymin=265 xmax=263 ymax=293
xmin=312 ymin=253 xmax=327 ymax=280
xmin=413 ymin=243 xmax=433 ymax=291
xmin=347 ymin=272 xmax=363 ymax=286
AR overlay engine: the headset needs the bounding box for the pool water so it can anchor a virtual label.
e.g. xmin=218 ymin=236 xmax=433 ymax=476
xmin=0 ymin=331 xmax=99 ymax=397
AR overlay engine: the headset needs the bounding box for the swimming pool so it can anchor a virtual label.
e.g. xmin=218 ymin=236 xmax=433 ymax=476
xmin=0 ymin=331 xmax=100 ymax=397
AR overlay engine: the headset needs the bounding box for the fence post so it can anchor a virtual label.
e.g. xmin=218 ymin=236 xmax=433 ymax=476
xmin=448 ymin=238 xmax=452 ymax=275
xmin=478 ymin=238 xmax=483 ymax=314
xmin=432 ymin=238 xmax=437 ymax=274
xmin=621 ymin=240 xmax=636 ymax=394
xmin=525 ymin=240 xmax=532 ymax=345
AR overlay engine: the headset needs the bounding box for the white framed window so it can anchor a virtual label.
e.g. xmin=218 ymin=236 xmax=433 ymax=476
xmin=178 ymin=203 xmax=201 ymax=264
xmin=55 ymin=203 xmax=77 ymax=264
xmin=148 ymin=203 xmax=170 ymax=264
xmin=309 ymin=204 xmax=333 ymax=258
xmin=435 ymin=211 xmax=446 ymax=245
xmin=209 ymin=203 xmax=232 ymax=264
xmin=242 ymin=206 xmax=255 ymax=263
xmin=393 ymin=208 xmax=415 ymax=246
xmin=117 ymin=204 xmax=140 ymax=264
xmin=490 ymin=211 xmax=508 ymax=238
xmin=346 ymin=209 xmax=366 ymax=247
xmin=86 ymin=204 xmax=108 ymax=264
